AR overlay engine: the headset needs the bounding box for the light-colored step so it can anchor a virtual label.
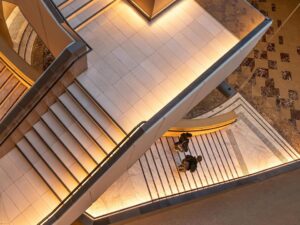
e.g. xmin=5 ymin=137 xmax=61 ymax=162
xmin=42 ymin=111 xmax=97 ymax=173
xmin=59 ymin=92 xmax=116 ymax=153
xmin=53 ymin=0 xmax=69 ymax=7
xmin=18 ymin=25 xmax=33 ymax=60
xmin=50 ymin=101 xmax=107 ymax=163
xmin=25 ymin=31 xmax=37 ymax=65
xmin=68 ymin=0 xmax=114 ymax=29
xmin=69 ymin=83 xmax=125 ymax=143
xmin=17 ymin=139 xmax=70 ymax=200
xmin=33 ymin=121 xmax=88 ymax=182
xmin=61 ymin=0 xmax=92 ymax=18
xmin=25 ymin=130 xmax=79 ymax=191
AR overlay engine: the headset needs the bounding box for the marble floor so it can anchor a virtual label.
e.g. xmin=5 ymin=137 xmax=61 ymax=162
xmin=86 ymin=94 xmax=300 ymax=219
xmin=228 ymin=0 xmax=300 ymax=149
xmin=77 ymin=0 xmax=239 ymax=132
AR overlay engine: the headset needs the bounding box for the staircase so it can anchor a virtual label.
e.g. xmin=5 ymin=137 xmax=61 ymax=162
xmin=54 ymin=0 xmax=116 ymax=29
xmin=10 ymin=79 xmax=126 ymax=217
xmin=5 ymin=6 xmax=38 ymax=65
xmin=0 ymin=59 xmax=27 ymax=121
xmin=18 ymin=24 xmax=37 ymax=65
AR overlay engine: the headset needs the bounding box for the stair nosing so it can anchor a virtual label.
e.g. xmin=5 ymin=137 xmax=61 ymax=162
xmin=29 ymin=128 xmax=81 ymax=184
xmin=56 ymin=97 xmax=108 ymax=156
xmin=39 ymin=117 xmax=90 ymax=175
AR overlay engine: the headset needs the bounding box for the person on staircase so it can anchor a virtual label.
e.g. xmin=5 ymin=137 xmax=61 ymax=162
xmin=175 ymin=132 xmax=192 ymax=152
xmin=178 ymin=155 xmax=202 ymax=172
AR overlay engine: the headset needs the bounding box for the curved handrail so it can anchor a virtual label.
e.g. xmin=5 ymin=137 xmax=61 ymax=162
xmin=165 ymin=111 xmax=238 ymax=136
xmin=38 ymin=120 xmax=146 ymax=225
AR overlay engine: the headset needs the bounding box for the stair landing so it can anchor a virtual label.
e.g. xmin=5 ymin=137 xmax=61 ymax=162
xmin=86 ymin=94 xmax=300 ymax=220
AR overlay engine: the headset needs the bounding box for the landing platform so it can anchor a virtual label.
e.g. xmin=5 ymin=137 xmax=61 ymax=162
xmin=85 ymin=94 xmax=300 ymax=220
xmin=77 ymin=0 xmax=239 ymax=132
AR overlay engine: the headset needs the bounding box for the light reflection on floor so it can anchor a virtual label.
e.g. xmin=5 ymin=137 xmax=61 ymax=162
xmin=86 ymin=94 xmax=300 ymax=218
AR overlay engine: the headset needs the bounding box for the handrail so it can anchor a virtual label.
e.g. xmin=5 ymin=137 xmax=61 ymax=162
xmin=38 ymin=120 xmax=147 ymax=225
xmin=37 ymin=16 xmax=272 ymax=225
xmin=0 ymin=0 xmax=92 ymax=145
xmin=43 ymin=0 xmax=92 ymax=50
xmin=87 ymin=152 xmax=300 ymax=221
xmin=165 ymin=111 xmax=238 ymax=136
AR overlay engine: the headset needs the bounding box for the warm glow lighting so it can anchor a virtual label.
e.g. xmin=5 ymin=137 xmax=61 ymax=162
xmin=82 ymin=0 xmax=239 ymax=131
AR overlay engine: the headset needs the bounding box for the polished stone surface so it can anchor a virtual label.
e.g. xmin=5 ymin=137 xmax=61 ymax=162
xmin=77 ymin=0 xmax=238 ymax=132
xmin=110 ymin=167 xmax=300 ymax=225
xmin=228 ymin=0 xmax=300 ymax=148
xmin=86 ymin=94 xmax=299 ymax=219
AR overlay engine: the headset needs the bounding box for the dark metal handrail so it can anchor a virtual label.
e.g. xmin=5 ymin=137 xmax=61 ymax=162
xmin=38 ymin=120 xmax=147 ymax=225
xmin=0 ymin=0 xmax=92 ymax=145
xmin=88 ymin=153 xmax=300 ymax=221
xmin=38 ymin=16 xmax=272 ymax=225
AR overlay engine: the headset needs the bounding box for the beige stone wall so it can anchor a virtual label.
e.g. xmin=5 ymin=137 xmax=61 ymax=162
xmin=2 ymin=1 xmax=15 ymax=20
xmin=6 ymin=0 xmax=72 ymax=57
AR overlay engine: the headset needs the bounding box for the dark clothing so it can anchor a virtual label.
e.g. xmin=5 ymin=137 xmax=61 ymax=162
xmin=175 ymin=133 xmax=192 ymax=152
xmin=178 ymin=155 xmax=202 ymax=172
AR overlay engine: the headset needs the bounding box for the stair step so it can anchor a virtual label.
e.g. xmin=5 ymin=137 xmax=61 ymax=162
xmin=17 ymin=139 xmax=70 ymax=200
xmin=9 ymin=147 xmax=54 ymax=196
xmin=18 ymin=25 xmax=33 ymax=59
xmin=53 ymin=0 xmax=70 ymax=7
xmin=0 ymin=76 xmax=19 ymax=104
xmin=51 ymin=102 xmax=107 ymax=163
xmin=68 ymin=0 xmax=114 ymax=29
xmin=60 ymin=92 xmax=116 ymax=153
xmin=42 ymin=111 xmax=97 ymax=173
xmin=0 ymin=69 xmax=12 ymax=88
xmin=25 ymin=130 xmax=79 ymax=191
xmin=69 ymin=83 xmax=125 ymax=144
xmin=0 ymin=60 xmax=5 ymax=72
xmin=24 ymin=31 xmax=37 ymax=65
xmin=62 ymin=0 xmax=92 ymax=18
xmin=33 ymin=121 xmax=88 ymax=182
xmin=0 ymin=83 xmax=27 ymax=120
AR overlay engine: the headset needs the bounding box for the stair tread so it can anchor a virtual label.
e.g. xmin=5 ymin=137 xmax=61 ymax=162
xmin=19 ymin=25 xmax=33 ymax=59
xmin=33 ymin=121 xmax=88 ymax=182
xmin=68 ymin=0 xmax=114 ymax=28
xmin=53 ymin=0 xmax=69 ymax=6
xmin=60 ymin=93 xmax=116 ymax=153
xmin=17 ymin=139 xmax=70 ymax=200
xmin=42 ymin=112 xmax=97 ymax=173
xmin=0 ymin=69 xmax=12 ymax=87
xmin=62 ymin=0 xmax=91 ymax=18
xmin=51 ymin=102 xmax=107 ymax=163
xmin=69 ymin=83 xmax=125 ymax=143
xmin=0 ymin=83 xmax=27 ymax=120
xmin=26 ymin=130 xmax=79 ymax=190
xmin=0 ymin=76 xmax=19 ymax=104
xmin=0 ymin=60 xmax=5 ymax=72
